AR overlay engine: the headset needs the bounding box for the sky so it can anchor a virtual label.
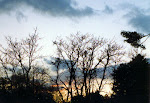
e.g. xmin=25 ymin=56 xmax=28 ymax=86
xmin=0 ymin=0 xmax=150 ymax=57
xmin=1 ymin=0 xmax=150 ymax=96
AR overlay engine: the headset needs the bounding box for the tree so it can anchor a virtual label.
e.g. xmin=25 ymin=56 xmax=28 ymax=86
xmin=118 ymin=30 xmax=150 ymax=103
xmin=71 ymin=91 xmax=104 ymax=103
xmin=52 ymin=33 xmax=124 ymax=101
xmin=112 ymin=54 xmax=149 ymax=103
xmin=50 ymin=57 xmax=64 ymax=102
xmin=0 ymin=29 xmax=41 ymax=86
xmin=0 ymin=30 xmax=55 ymax=103
xmin=121 ymin=31 xmax=150 ymax=49
xmin=111 ymin=30 xmax=150 ymax=103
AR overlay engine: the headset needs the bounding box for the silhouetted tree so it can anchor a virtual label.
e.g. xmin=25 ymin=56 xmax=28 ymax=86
xmin=121 ymin=31 xmax=150 ymax=49
xmin=0 ymin=29 xmax=42 ymax=86
xmin=71 ymin=91 xmax=104 ymax=103
xmin=52 ymin=33 xmax=124 ymax=101
xmin=112 ymin=54 xmax=149 ymax=103
xmin=50 ymin=57 xmax=64 ymax=102
xmin=0 ymin=30 xmax=55 ymax=103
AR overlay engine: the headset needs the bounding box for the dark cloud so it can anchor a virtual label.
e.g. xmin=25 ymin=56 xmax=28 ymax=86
xmin=122 ymin=3 xmax=150 ymax=33
xmin=128 ymin=13 xmax=150 ymax=33
xmin=103 ymin=5 xmax=113 ymax=14
xmin=0 ymin=0 xmax=94 ymax=18
xmin=44 ymin=57 xmax=114 ymax=80
xmin=44 ymin=57 xmax=72 ymax=71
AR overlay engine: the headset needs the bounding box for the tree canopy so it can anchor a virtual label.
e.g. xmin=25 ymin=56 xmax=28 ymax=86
xmin=112 ymin=54 xmax=149 ymax=103
xmin=121 ymin=31 xmax=150 ymax=49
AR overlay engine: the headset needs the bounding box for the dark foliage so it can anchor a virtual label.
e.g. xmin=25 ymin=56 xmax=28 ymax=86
xmin=71 ymin=92 xmax=104 ymax=103
xmin=71 ymin=95 xmax=85 ymax=103
xmin=0 ymin=74 xmax=55 ymax=103
xmin=112 ymin=54 xmax=149 ymax=103
xmin=121 ymin=31 xmax=145 ymax=49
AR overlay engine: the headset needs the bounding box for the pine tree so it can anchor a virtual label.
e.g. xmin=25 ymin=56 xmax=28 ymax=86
xmin=112 ymin=54 xmax=149 ymax=103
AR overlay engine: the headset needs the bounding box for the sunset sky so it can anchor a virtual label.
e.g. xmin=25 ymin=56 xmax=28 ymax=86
xmin=0 ymin=0 xmax=150 ymax=57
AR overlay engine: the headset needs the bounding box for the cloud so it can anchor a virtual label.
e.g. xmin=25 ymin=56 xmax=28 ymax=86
xmin=127 ymin=13 xmax=150 ymax=34
xmin=15 ymin=11 xmax=27 ymax=22
xmin=122 ymin=3 xmax=150 ymax=33
xmin=103 ymin=5 xmax=113 ymax=14
xmin=44 ymin=57 xmax=114 ymax=80
xmin=0 ymin=0 xmax=94 ymax=18
xmin=44 ymin=57 xmax=71 ymax=71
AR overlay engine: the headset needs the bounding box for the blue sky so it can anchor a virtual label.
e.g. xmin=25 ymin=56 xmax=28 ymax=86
xmin=0 ymin=0 xmax=150 ymax=57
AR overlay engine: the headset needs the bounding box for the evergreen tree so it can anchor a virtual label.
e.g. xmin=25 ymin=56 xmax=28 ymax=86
xmin=112 ymin=54 xmax=149 ymax=103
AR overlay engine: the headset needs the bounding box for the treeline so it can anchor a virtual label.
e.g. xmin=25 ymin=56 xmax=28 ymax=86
xmin=0 ymin=30 xmax=149 ymax=103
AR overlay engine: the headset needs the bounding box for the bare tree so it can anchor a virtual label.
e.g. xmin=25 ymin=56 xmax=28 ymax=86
xmin=50 ymin=57 xmax=64 ymax=102
xmin=22 ymin=30 xmax=41 ymax=85
xmin=52 ymin=33 xmax=124 ymax=101
xmin=0 ymin=29 xmax=41 ymax=88
xmin=97 ymin=41 xmax=125 ymax=92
